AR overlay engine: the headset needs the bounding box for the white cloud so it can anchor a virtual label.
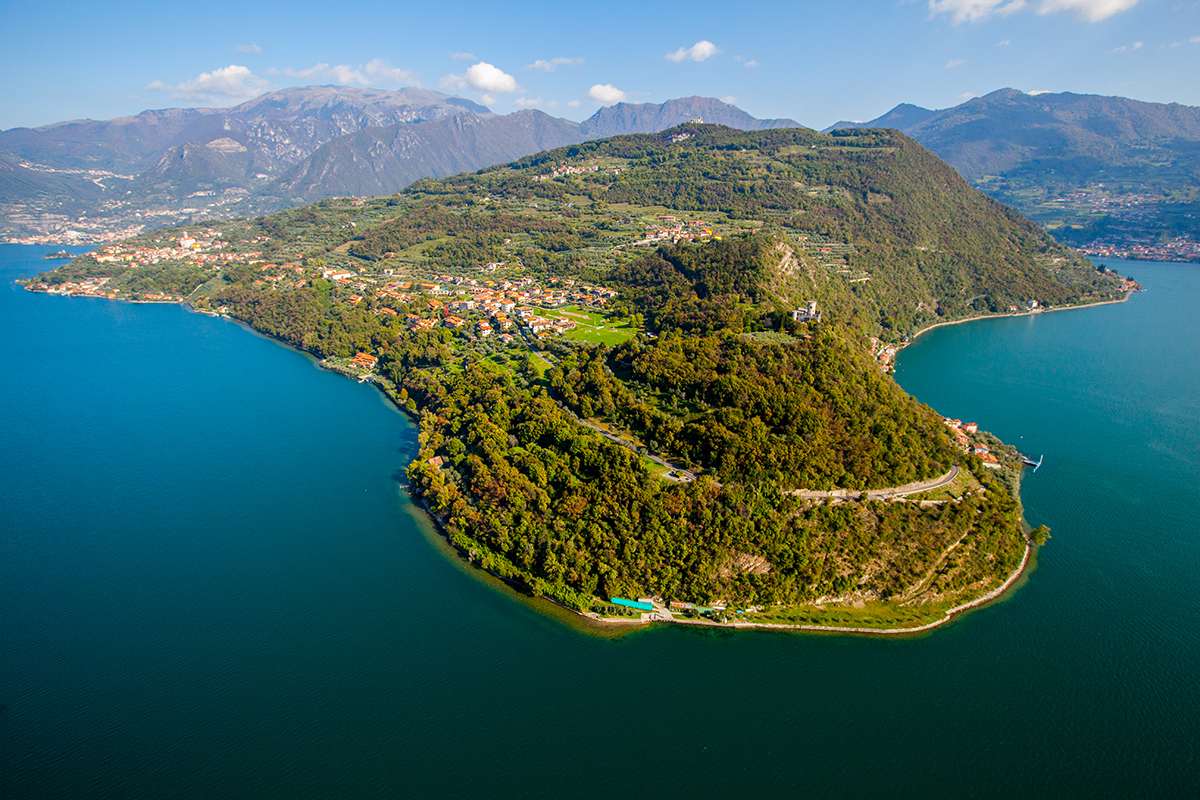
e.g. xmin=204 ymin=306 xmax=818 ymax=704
xmin=146 ymin=65 xmax=269 ymax=105
xmin=234 ymin=43 xmax=261 ymax=55
xmin=743 ymin=59 xmax=759 ymax=67
xmin=441 ymin=61 xmax=521 ymax=94
xmin=587 ymin=84 xmax=627 ymax=105
xmin=466 ymin=62 xmax=520 ymax=92
xmin=363 ymin=59 xmax=417 ymax=84
xmin=279 ymin=60 xmax=417 ymax=87
xmin=1028 ymin=89 xmax=1052 ymax=94
xmin=959 ymin=92 xmax=978 ymax=100
xmin=1192 ymin=36 xmax=1200 ymax=43
xmin=928 ymin=0 xmax=1027 ymax=25
xmin=998 ymin=39 xmax=1012 ymax=46
xmin=665 ymin=40 xmax=720 ymax=63
xmin=1037 ymin=0 xmax=1139 ymax=22
xmin=945 ymin=58 xmax=967 ymax=68
xmin=449 ymin=51 xmax=477 ymax=60
xmin=514 ymin=96 xmax=543 ymax=107
xmin=524 ymin=57 xmax=584 ymax=71
xmin=720 ymin=96 xmax=738 ymax=105
xmin=1111 ymin=40 xmax=1143 ymax=52
xmin=567 ymin=99 xmax=581 ymax=108
xmin=928 ymin=0 xmax=1138 ymax=24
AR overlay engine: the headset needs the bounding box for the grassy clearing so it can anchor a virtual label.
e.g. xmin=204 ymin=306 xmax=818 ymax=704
xmin=739 ymin=331 xmax=800 ymax=346
xmin=746 ymin=599 xmax=954 ymax=630
xmin=640 ymin=455 xmax=671 ymax=479
xmin=527 ymin=353 xmax=554 ymax=378
xmin=543 ymin=305 xmax=639 ymax=345
xmin=908 ymin=468 xmax=982 ymax=502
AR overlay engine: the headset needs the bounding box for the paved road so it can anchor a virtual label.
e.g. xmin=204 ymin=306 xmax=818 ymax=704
xmin=789 ymin=464 xmax=960 ymax=500
xmin=578 ymin=419 xmax=697 ymax=482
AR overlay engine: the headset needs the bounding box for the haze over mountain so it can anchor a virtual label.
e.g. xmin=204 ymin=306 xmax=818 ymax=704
xmin=826 ymin=89 xmax=1200 ymax=253
xmin=268 ymin=110 xmax=585 ymax=202
xmin=579 ymin=96 xmax=800 ymax=138
xmin=0 ymin=88 xmax=802 ymax=243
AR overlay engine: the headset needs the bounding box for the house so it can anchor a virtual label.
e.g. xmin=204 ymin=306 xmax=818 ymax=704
xmin=351 ymin=352 xmax=378 ymax=369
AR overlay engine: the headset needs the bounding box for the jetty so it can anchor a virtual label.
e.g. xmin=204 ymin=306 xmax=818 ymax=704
xmin=1021 ymin=454 xmax=1043 ymax=472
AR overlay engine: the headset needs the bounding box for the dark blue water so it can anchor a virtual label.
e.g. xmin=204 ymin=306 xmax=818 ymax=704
xmin=2 ymin=246 xmax=1197 ymax=798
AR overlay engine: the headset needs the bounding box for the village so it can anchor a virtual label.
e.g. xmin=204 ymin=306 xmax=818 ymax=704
xmin=635 ymin=215 xmax=716 ymax=246
xmin=31 ymin=227 xmax=627 ymax=349
xmin=1078 ymin=235 xmax=1200 ymax=263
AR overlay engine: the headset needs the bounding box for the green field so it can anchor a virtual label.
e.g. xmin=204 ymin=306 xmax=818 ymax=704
xmin=543 ymin=305 xmax=638 ymax=345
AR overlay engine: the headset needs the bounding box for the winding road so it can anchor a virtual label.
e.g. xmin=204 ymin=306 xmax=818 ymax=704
xmin=789 ymin=465 xmax=960 ymax=500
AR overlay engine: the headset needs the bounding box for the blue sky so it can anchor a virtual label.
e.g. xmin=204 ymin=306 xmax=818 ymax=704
xmin=2 ymin=0 xmax=1198 ymax=131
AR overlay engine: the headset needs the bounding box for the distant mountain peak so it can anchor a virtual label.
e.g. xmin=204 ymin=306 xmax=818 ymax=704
xmin=822 ymin=102 xmax=937 ymax=134
xmin=581 ymin=96 xmax=802 ymax=138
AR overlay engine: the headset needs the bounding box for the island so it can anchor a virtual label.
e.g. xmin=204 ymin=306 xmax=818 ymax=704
xmin=23 ymin=125 xmax=1135 ymax=632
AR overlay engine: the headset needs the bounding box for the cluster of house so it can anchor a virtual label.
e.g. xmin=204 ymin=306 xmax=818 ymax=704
xmin=10 ymin=223 xmax=146 ymax=247
xmin=1081 ymin=236 xmax=1198 ymax=263
xmin=530 ymin=163 xmax=621 ymax=180
xmin=868 ymin=335 xmax=899 ymax=371
xmin=396 ymin=295 xmax=577 ymax=341
xmin=39 ymin=276 xmax=114 ymax=298
xmin=334 ymin=274 xmax=621 ymax=343
xmin=640 ymin=216 xmax=715 ymax=244
xmin=943 ymin=418 xmax=1002 ymax=468
xmin=231 ymin=255 xmax=619 ymax=349
xmin=90 ymin=229 xmax=246 ymax=267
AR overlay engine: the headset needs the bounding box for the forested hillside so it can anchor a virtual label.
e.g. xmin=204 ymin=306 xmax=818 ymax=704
xmin=27 ymin=123 xmax=1097 ymax=628
xmin=829 ymin=89 xmax=1200 ymax=257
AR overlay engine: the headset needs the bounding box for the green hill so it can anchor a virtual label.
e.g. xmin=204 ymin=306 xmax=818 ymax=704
xmin=829 ymin=89 xmax=1200 ymax=253
xmin=28 ymin=123 xmax=1111 ymax=629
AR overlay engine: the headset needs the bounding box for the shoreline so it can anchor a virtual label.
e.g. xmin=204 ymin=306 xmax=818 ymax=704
xmin=908 ymin=292 xmax=1133 ymax=343
xmin=20 ymin=280 xmax=1038 ymax=638
xmin=575 ymin=542 xmax=1033 ymax=636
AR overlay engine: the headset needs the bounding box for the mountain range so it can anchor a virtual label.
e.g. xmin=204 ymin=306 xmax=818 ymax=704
xmin=826 ymin=89 xmax=1200 ymax=251
xmin=0 ymin=89 xmax=799 ymax=243
xmin=8 ymin=84 xmax=1200 ymax=255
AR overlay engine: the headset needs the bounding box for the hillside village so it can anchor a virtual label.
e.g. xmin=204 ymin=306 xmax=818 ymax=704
xmin=29 ymin=224 xmax=626 ymax=349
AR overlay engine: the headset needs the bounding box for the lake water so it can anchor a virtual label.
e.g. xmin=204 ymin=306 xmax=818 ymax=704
xmin=2 ymin=246 xmax=1197 ymax=798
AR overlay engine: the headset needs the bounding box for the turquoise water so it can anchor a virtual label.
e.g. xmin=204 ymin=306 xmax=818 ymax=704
xmin=1 ymin=246 xmax=1197 ymax=798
